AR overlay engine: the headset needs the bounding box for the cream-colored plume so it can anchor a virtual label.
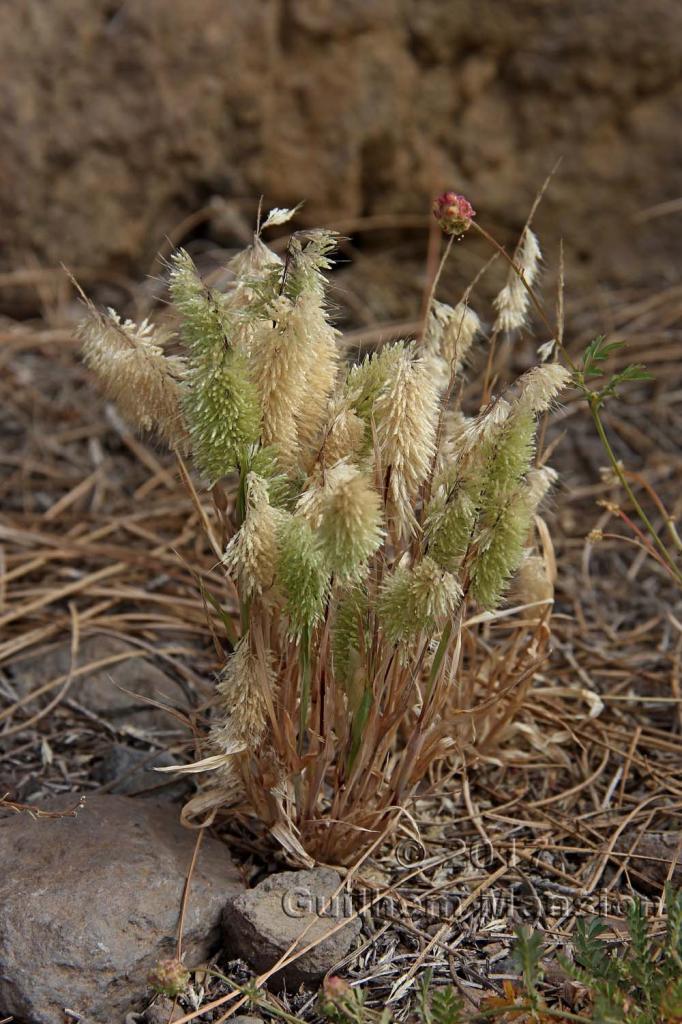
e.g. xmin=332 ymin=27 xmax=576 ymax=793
xmin=515 ymin=552 xmax=554 ymax=607
xmin=80 ymin=309 xmax=186 ymax=447
xmin=425 ymin=300 xmax=481 ymax=389
xmin=493 ymin=229 xmax=542 ymax=332
xmin=294 ymin=303 xmax=340 ymax=452
xmin=517 ymin=363 xmax=571 ymax=413
xmin=223 ymin=474 xmax=288 ymax=597
xmin=211 ymin=636 xmax=274 ymax=755
xmin=297 ymin=461 xmax=383 ymax=578
xmin=374 ymin=347 xmax=440 ymax=539
xmin=316 ymin=397 xmax=366 ymax=469
xmin=250 ymin=292 xmax=339 ymax=466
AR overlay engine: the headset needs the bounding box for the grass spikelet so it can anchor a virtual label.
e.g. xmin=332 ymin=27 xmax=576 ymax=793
xmin=480 ymin=406 xmax=536 ymax=507
xmin=374 ymin=345 xmax=440 ymax=540
xmin=425 ymin=483 xmax=478 ymax=572
xmin=458 ymin=398 xmax=512 ymax=461
xmin=169 ymin=248 xmax=234 ymax=356
xmin=228 ymin=235 xmax=283 ymax=292
xmin=515 ymin=551 xmax=554 ymax=607
xmin=316 ymin=463 xmax=384 ymax=579
xmin=223 ymin=474 xmax=289 ymax=597
xmin=517 ymin=362 xmax=571 ymax=413
xmin=250 ymin=291 xmax=338 ymax=466
xmin=526 ymin=465 xmax=558 ymax=509
xmin=170 ymin=249 xmax=261 ymax=480
xmin=277 ymin=516 xmax=330 ymax=637
xmin=424 ymin=299 xmax=481 ymax=388
xmin=379 ymin=556 xmax=462 ymax=643
xmin=211 ymin=636 xmax=272 ymax=755
xmin=284 ymin=230 xmax=338 ymax=301
xmin=294 ymin=302 xmax=340 ymax=453
xmin=249 ymin=295 xmax=305 ymax=461
xmin=317 ymin=398 xmax=366 ymax=469
xmin=493 ymin=228 xmax=542 ymax=332
xmin=344 ymin=343 xmax=407 ymax=426
xmin=332 ymin=585 xmax=369 ymax=689
xmin=79 ymin=308 xmax=187 ymax=447
xmin=435 ymin=409 xmax=472 ymax=472
xmin=470 ymin=488 xmax=534 ymax=609
xmin=183 ymin=353 xmax=261 ymax=482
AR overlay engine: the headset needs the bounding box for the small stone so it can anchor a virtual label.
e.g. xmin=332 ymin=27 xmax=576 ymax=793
xmin=222 ymin=868 xmax=361 ymax=989
xmin=0 ymin=794 xmax=244 ymax=1024
xmin=92 ymin=743 xmax=190 ymax=801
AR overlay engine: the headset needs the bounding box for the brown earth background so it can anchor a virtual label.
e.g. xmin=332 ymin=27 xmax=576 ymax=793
xmin=2 ymin=0 xmax=681 ymax=307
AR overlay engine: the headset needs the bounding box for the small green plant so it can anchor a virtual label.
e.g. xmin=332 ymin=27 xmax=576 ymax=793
xmin=314 ymin=891 xmax=682 ymax=1024
xmin=80 ymin=200 xmax=568 ymax=863
xmin=319 ymin=972 xmax=464 ymax=1024
xmin=560 ymin=886 xmax=682 ymax=1024
xmin=416 ymin=970 xmax=465 ymax=1024
xmin=571 ymin=336 xmax=681 ymax=587
xmin=320 ymin=977 xmax=391 ymax=1024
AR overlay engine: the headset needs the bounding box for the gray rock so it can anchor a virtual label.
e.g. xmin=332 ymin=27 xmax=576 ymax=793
xmin=223 ymin=868 xmax=361 ymax=989
xmin=0 ymin=794 xmax=243 ymax=1024
xmin=9 ymin=635 xmax=191 ymax=733
xmin=93 ymin=743 xmax=190 ymax=801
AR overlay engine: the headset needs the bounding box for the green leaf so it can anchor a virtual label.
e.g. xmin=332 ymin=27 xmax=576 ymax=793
xmin=574 ymin=917 xmax=615 ymax=979
xmin=664 ymin=883 xmax=682 ymax=976
xmin=416 ymin=969 xmax=434 ymax=1024
xmin=512 ymin=926 xmax=544 ymax=1004
xmin=194 ymin=574 xmax=238 ymax=650
xmin=581 ymin=335 xmax=625 ymax=378
xmin=347 ymin=687 xmax=373 ymax=773
xmin=415 ymin=973 xmax=463 ymax=1024
xmin=430 ymin=987 xmax=463 ymax=1024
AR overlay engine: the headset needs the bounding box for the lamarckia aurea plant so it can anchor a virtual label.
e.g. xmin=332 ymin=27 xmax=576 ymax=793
xmin=80 ymin=200 xmax=569 ymax=864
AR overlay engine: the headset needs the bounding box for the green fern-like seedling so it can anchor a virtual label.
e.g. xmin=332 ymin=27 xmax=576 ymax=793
xmin=429 ymin=987 xmax=464 ymax=1024
xmin=415 ymin=971 xmax=463 ymax=1024
xmin=574 ymin=917 xmax=620 ymax=983
xmin=559 ymin=886 xmax=682 ymax=1024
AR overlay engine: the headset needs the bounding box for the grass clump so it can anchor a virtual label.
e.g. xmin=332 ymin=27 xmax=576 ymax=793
xmin=80 ymin=199 xmax=568 ymax=864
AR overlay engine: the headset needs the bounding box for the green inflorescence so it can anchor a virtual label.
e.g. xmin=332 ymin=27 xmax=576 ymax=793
xmin=470 ymin=488 xmax=533 ymax=610
xmin=425 ymin=482 xmax=478 ymax=572
xmin=170 ymin=250 xmax=261 ymax=482
xmin=276 ymin=516 xmax=330 ymax=638
xmin=332 ymin=585 xmax=369 ymax=686
xmin=379 ymin=556 xmax=462 ymax=643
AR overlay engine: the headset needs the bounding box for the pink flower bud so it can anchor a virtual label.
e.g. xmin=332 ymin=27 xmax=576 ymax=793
xmin=323 ymin=976 xmax=352 ymax=1000
xmin=432 ymin=191 xmax=476 ymax=235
